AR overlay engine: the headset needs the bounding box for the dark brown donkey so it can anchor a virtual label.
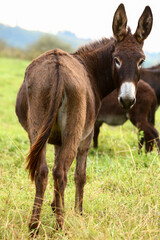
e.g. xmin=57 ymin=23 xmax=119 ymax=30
xmin=93 ymin=80 xmax=160 ymax=153
xmin=16 ymin=4 xmax=153 ymax=233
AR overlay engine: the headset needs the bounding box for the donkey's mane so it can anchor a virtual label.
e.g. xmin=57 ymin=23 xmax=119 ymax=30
xmin=74 ymin=27 xmax=132 ymax=55
xmin=74 ymin=38 xmax=112 ymax=55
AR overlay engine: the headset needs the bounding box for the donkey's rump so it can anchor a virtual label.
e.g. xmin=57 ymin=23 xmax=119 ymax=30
xmin=17 ymin=48 xmax=97 ymax=146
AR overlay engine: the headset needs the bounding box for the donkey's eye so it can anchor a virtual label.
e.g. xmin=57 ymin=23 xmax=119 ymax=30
xmin=114 ymin=57 xmax=121 ymax=68
xmin=138 ymin=59 xmax=144 ymax=68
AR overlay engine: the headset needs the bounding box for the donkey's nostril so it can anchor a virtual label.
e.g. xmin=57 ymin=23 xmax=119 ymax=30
xmin=120 ymin=96 xmax=124 ymax=107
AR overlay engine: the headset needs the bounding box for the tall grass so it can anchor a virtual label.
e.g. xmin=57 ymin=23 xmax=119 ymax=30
xmin=1 ymin=57 xmax=160 ymax=239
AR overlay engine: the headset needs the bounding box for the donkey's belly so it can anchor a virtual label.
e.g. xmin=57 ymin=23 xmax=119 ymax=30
xmin=99 ymin=114 xmax=128 ymax=126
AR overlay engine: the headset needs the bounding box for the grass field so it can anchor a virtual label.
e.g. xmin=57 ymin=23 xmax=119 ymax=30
xmin=1 ymin=57 xmax=160 ymax=239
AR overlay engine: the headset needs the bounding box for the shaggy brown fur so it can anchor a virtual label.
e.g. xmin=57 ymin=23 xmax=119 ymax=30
xmin=141 ymin=64 xmax=160 ymax=105
xmin=16 ymin=4 xmax=152 ymax=234
xmin=94 ymin=80 xmax=160 ymax=153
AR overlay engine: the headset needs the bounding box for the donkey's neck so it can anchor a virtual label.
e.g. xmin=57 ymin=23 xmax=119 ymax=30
xmin=74 ymin=40 xmax=115 ymax=99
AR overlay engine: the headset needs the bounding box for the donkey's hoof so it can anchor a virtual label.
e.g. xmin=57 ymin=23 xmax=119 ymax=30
xmin=55 ymin=217 xmax=64 ymax=230
xmin=29 ymin=222 xmax=40 ymax=237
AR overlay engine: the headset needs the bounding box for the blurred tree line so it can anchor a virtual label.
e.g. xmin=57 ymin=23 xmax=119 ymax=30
xmin=0 ymin=34 xmax=74 ymax=60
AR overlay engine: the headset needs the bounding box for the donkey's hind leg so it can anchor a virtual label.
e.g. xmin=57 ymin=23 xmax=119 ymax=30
xmin=29 ymin=144 xmax=48 ymax=234
xmin=74 ymin=131 xmax=94 ymax=213
xmin=27 ymin=112 xmax=49 ymax=233
xmin=52 ymin=121 xmax=86 ymax=228
xmin=52 ymin=136 xmax=82 ymax=229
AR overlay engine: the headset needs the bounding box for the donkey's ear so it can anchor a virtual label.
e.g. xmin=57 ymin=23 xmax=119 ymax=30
xmin=134 ymin=6 xmax=153 ymax=43
xmin=112 ymin=4 xmax=127 ymax=42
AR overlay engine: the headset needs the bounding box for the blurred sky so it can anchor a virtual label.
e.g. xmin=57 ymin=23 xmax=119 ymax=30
xmin=0 ymin=0 xmax=159 ymax=52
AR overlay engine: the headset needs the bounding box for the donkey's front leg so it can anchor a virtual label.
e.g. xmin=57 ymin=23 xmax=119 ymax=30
xmin=29 ymin=145 xmax=48 ymax=234
xmin=74 ymin=131 xmax=94 ymax=213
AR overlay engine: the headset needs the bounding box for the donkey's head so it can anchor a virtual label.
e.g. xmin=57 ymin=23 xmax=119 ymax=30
xmin=112 ymin=4 xmax=153 ymax=110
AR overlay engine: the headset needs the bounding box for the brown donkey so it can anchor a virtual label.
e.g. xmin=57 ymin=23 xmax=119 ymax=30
xmin=94 ymin=80 xmax=160 ymax=153
xmin=16 ymin=4 xmax=153 ymax=234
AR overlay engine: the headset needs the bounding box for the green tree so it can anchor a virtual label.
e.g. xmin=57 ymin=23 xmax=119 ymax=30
xmin=26 ymin=34 xmax=74 ymax=59
xmin=0 ymin=38 xmax=7 ymax=51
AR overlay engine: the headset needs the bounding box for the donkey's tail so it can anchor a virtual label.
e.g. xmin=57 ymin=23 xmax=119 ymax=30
xmin=26 ymin=61 xmax=64 ymax=181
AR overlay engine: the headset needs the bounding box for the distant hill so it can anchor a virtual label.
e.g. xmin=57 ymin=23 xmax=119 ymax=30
xmin=0 ymin=23 xmax=160 ymax=66
xmin=0 ymin=24 xmax=43 ymax=48
xmin=0 ymin=23 xmax=90 ymax=50
xmin=57 ymin=31 xmax=91 ymax=49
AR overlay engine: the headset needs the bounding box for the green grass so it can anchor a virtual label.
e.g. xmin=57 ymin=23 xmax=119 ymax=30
xmin=1 ymin=57 xmax=160 ymax=239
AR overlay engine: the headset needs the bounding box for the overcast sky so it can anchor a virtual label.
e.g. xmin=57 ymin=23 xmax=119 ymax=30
xmin=0 ymin=0 xmax=159 ymax=52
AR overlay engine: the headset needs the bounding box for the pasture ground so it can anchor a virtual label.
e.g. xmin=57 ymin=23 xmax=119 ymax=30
xmin=1 ymin=58 xmax=160 ymax=239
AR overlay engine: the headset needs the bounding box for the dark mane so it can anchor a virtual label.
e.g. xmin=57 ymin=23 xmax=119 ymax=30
xmin=74 ymin=38 xmax=112 ymax=55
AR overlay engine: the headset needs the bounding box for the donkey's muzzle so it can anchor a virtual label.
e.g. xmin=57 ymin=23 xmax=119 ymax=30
xmin=118 ymin=82 xmax=136 ymax=110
